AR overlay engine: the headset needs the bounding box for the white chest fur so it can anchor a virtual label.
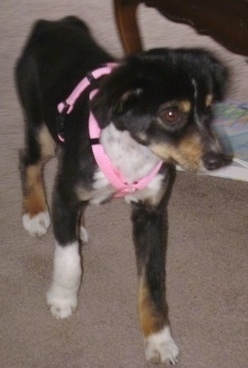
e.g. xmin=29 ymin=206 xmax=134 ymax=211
xmin=101 ymin=123 xmax=160 ymax=183
xmin=90 ymin=123 xmax=164 ymax=205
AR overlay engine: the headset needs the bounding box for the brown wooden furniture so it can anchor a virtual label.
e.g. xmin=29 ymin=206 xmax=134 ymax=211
xmin=114 ymin=0 xmax=248 ymax=56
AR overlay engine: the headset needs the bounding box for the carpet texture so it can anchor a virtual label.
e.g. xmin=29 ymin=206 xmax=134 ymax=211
xmin=1 ymin=2 xmax=248 ymax=367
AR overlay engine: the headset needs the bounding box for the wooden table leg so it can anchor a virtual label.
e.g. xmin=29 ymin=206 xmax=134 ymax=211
xmin=113 ymin=0 xmax=143 ymax=54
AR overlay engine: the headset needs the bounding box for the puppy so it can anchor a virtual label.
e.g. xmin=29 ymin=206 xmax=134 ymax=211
xmin=15 ymin=16 xmax=230 ymax=365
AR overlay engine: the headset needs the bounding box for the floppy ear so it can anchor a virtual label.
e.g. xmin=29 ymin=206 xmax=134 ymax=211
xmin=185 ymin=49 xmax=228 ymax=102
xmin=112 ymin=88 xmax=143 ymax=115
xmin=203 ymin=52 xmax=228 ymax=101
xmin=91 ymin=87 xmax=143 ymax=129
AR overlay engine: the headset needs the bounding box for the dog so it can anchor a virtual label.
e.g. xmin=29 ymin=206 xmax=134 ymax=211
xmin=15 ymin=16 xmax=230 ymax=365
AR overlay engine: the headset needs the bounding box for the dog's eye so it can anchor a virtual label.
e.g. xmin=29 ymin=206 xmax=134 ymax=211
xmin=160 ymin=108 xmax=179 ymax=123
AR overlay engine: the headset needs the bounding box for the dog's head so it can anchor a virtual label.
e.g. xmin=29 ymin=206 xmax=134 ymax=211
xmin=91 ymin=48 xmax=231 ymax=171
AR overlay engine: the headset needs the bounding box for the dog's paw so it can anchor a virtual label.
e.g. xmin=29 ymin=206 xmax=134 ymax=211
xmin=144 ymin=327 xmax=179 ymax=365
xmin=46 ymin=284 xmax=78 ymax=319
xmin=79 ymin=226 xmax=89 ymax=243
xmin=22 ymin=211 xmax=50 ymax=237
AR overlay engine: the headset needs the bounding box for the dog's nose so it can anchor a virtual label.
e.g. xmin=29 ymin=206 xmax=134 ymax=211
xmin=202 ymin=152 xmax=232 ymax=171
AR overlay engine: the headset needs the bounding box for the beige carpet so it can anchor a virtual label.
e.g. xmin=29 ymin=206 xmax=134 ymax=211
xmin=1 ymin=1 xmax=248 ymax=367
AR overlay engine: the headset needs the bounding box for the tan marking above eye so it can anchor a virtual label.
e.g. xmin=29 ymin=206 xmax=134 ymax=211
xmin=179 ymin=100 xmax=191 ymax=112
xmin=206 ymin=94 xmax=213 ymax=107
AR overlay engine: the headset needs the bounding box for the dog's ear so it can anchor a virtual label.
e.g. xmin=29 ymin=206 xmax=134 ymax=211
xmin=186 ymin=49 xmax=228 ymax=106
xmin=90 ymin=77 xmax=143 ymax=129
xmin=111 ymin=88 xmax=143 ymax=116
xmin=206 ymin=54 xmax=228 ymax=101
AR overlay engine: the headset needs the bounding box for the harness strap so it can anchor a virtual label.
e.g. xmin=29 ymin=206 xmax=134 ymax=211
xmin=57 ymin=63 xmax=116 ymax=142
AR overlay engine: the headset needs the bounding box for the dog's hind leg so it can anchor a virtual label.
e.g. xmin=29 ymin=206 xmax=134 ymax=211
xmin=20 ymin=124 xmax=55 ymax=237
xmin=131 ymin=197 xmax=179 ymax=365
xmin=16 ymin=57 xmax=56 ymax=237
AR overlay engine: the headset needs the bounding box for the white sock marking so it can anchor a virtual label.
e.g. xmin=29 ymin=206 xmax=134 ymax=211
xmin=46 ymin=241 xmax=82 ymax=319
xmin=144 ymin=326 xmax=179 ymax=365
xmin=22 ymin=211 xmax=50 ymax=237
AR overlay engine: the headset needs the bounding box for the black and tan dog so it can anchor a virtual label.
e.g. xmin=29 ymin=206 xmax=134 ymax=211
xmin=15 ymin=16 xmax=230 ymax=365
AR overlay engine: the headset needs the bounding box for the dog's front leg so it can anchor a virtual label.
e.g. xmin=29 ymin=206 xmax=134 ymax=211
xmin=46 ymin=188 xmax=82 ymax=319
xmin=131 ymin=201 xmax=179 ymax=365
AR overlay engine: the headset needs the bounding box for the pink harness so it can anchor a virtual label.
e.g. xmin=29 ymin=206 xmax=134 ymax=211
xmin=57 ymin=64 xmax=163 ymax=198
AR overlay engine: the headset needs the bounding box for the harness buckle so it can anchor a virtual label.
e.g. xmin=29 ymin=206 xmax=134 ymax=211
xmin=56 ymin=101 xmax=70 ymax=142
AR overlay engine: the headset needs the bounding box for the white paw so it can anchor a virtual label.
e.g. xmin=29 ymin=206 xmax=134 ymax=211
xmin=46 ymin=284 xmax=78 ymax=319
xmin=47 ymin=242 xmax=81 ymax=319
xmin=80 ymin=226 xmax=89 ymax=242
xmin=144 ymin=326 xmax=179 ymax=365
xmin=22 ymin=211 xmax=50 ymax=237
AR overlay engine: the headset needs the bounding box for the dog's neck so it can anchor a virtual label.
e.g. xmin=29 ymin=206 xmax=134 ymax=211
xmin=100 ymin=123 xmax=161 ymax=184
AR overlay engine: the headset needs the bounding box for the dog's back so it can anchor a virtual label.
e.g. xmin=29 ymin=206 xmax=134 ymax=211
xmin=16 ymin=15 xmax=112 ymax=78
xmin=15 ymin=16 xmax=114 ymax=142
